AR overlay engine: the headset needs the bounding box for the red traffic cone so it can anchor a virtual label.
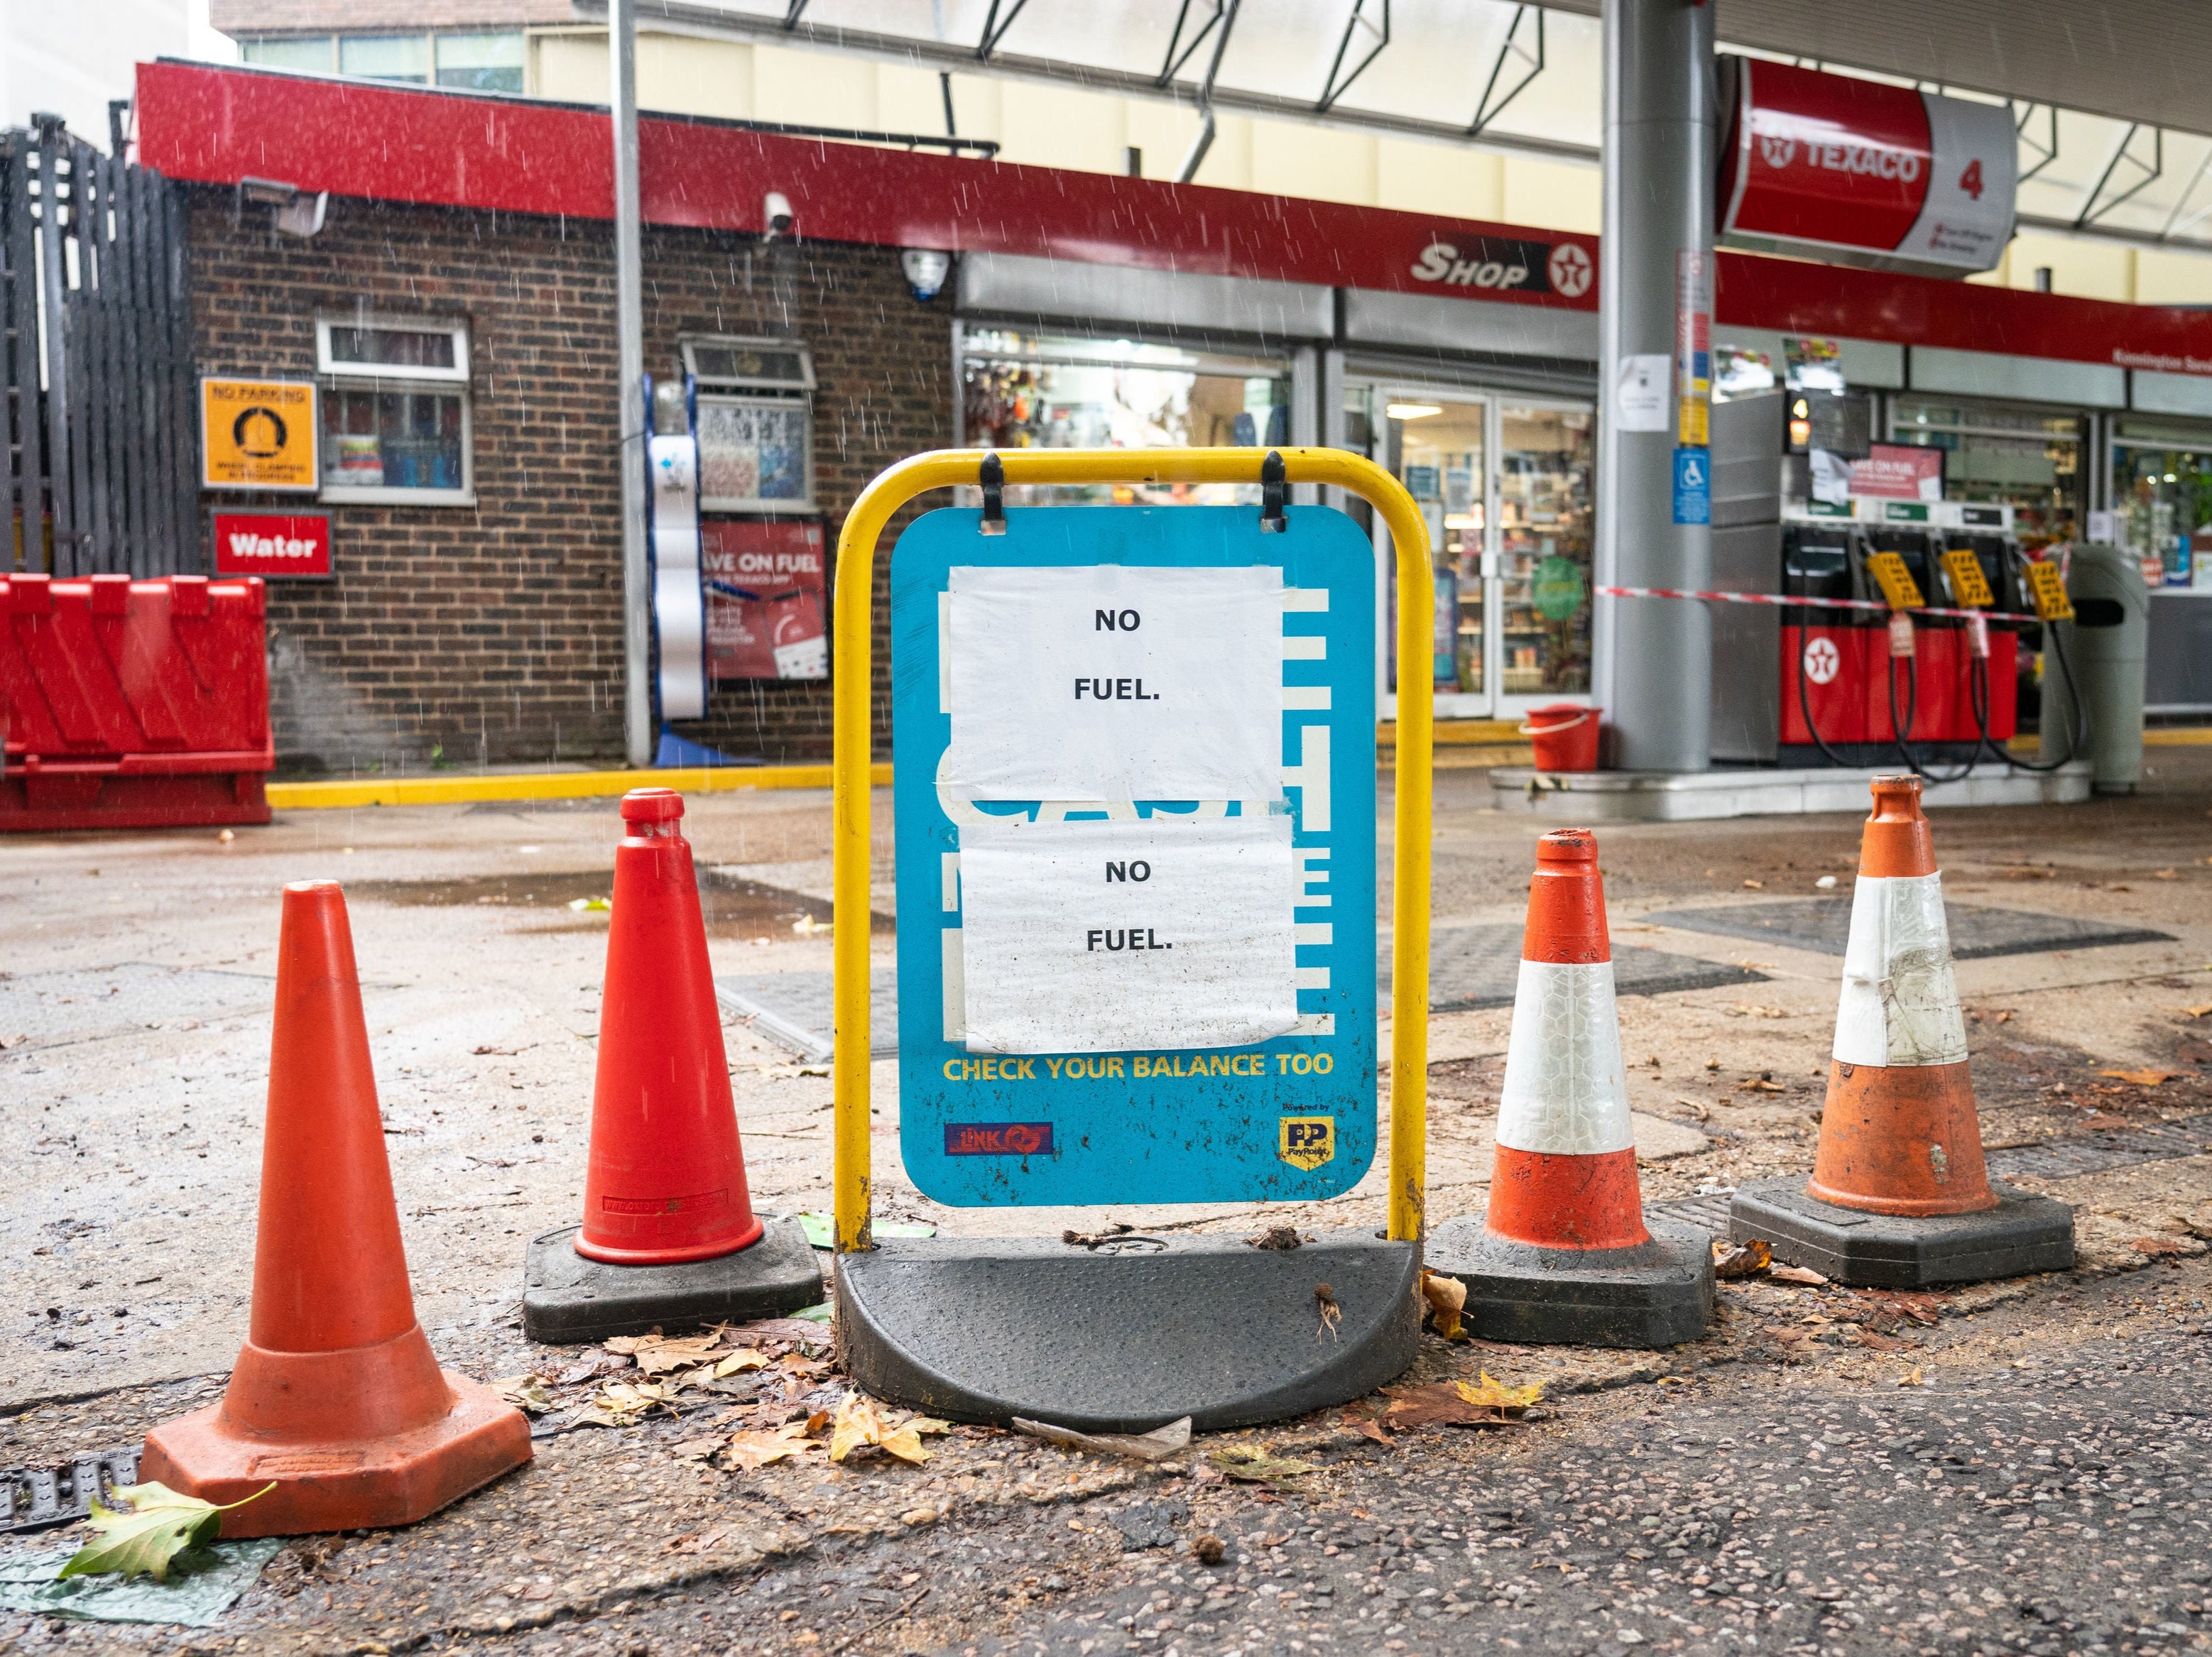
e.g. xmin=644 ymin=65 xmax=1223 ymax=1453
xmin=521 ymin=789 xmax=821 ymax=1341
xmin=1428 ymin=829 xmax=1712 ymax=1347
xmin=1732 ymin=777 xmax=2074 ymax=1285
xmin=140 ymin=882 xmax=530 ymax=1536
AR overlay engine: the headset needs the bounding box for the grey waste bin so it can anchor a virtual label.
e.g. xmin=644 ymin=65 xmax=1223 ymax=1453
xmin=2041 ymin=541 xmax=2147 ymax=794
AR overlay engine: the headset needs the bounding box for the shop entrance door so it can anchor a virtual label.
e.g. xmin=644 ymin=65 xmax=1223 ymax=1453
xmin=1372 ymin=387 xmax=1598 ymax=723
xmin=1377 ymin=389 xmax=1492 ymax=719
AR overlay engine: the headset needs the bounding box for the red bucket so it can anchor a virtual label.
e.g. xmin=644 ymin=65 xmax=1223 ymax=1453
xmin=1520 ymin=704 xmax=1601 ymax=772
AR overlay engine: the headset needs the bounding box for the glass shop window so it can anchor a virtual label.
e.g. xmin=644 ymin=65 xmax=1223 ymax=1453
xmin=316 ymin=317 xmax=473 ymax=504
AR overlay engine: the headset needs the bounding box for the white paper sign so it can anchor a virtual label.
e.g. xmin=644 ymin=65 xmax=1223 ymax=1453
xmin=1614 ymin=354 xmax=1671 ymax=433
xmin=958 ymin=813 xmax=1299 ymax=1054
xmin=943 ymin=564 xmax=1282 ymax=802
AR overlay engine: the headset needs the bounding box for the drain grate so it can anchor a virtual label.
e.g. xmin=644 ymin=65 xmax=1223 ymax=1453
xmin=1651 ymin=1113 xmax=2212 ymax=1238
xmin=1986 ymin=1114 xmax=2212 ymax=1181
xmin=1642 ymin=898 xmax=2171 ymax=961
xmin=1387 ymin=922 xmax=1767 ymax=1014
xmin=714 ymin=970 xmax=897 ymax=1062
xmin=1 ymin=1450 xmax=139 ymax=1533
xmin=0 ymin=963 xmax=274 ymax=1053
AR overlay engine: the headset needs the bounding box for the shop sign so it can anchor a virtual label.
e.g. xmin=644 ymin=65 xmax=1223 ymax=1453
xmin=1408 ymin=235 xmax=1595 ymax=301
xmin=1848 ymin=444 xmax=1944 ymax=502
xmin=209 ymin=508 xmax=333 ymax=578
xmin=1717 ymin=58 xmax=2014 ymax=278
xmin=704 ymin=519 xmax=827 ymax=680
xmin=200 ymin=378 xmax=319 ymax=491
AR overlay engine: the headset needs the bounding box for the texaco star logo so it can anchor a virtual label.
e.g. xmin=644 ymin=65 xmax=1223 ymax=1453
xmin=1802 ymin=636 xmax=1841 ymax=686
xmin=1547 ymin=242 xmax=1593 ymax=299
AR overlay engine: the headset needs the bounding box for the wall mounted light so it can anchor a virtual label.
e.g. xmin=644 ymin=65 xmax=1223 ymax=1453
xmin=900 ymin=248 xmax=952 ymax=302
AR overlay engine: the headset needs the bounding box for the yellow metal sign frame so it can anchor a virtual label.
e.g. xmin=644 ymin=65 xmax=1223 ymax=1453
xmin=829 ymin=447 xmax=1434 ymax=1252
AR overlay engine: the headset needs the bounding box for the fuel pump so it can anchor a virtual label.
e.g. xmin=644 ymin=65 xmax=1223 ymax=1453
xmin=1778 ymin=520 xmax=1878 ymax=764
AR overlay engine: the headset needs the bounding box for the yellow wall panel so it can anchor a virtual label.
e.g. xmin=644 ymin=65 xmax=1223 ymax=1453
xmin=753 ymin=43 xmax=877 ymax=128
xmin=1249 ymin=121 xmax=1378 ymax=206
xmin=1378 ymin=138 xmax=1504 ymax=221
xmin=1500 ymin=158 xmax=1601 ymax=234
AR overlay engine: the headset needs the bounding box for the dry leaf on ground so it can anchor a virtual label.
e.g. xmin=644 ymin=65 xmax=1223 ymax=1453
xmin=1712 ymin=1238 xmax=1772 ymax=1279
xmin=1856 ymin=1330 xmax=1917 ymax=1353
xmin=1420 ymin=1267 xmax=1468 ymax=1340
xmin=1246 ymin=1225 xmax=1304 ymax=1251
xmin=491 ymin=1374 xmax=554 ymax=1414
xmin=1770 ymin=1264 xmax=1829 ymax=1286
xmin=726 ymin=1420 xmax=822 ymax=1471
xmin=829 ymin=1394 xmax=949 ymax=1465
xmin=2101 ymin=1069 xmax=2178 ymax=1087
xmin=1012 ymin=1416 xmax=1191 ymax=1463
xmin=1209 ymin=1445 xmax=1320 ymax=1484
xmin=2133 ymin=1236 xmax=2191 ymax=1257
xmin=1383 ymin=1373 xmax=1542 ymax=1430
xmin=1896 ymin=1366 xmax=1926 ymax=1387
xmin=1729 ymin=1005 xmax=1789 ymax=1019
xmin=574 ymin=1380 xmax=675 ymax=1427
xmin=1341 ymin=1407 xmax=1394 ymax=1448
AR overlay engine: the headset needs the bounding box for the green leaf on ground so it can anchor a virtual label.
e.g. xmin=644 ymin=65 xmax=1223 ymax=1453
xmin=798 ymin=1212 xmax=936 ymax=1251
xmin=59 ymin=1483 xmax=273 ymax=1584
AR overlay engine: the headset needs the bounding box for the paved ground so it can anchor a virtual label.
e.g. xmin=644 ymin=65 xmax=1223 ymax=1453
xmin=4 ymin=751 xmax=2212 ymax=1655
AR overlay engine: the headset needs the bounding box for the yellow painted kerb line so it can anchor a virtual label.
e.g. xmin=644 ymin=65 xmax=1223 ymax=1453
xmin=830 ymin=447 xmax=1434 ymax=1253
xmin=266 ymin=762 xmax=890 ymax=811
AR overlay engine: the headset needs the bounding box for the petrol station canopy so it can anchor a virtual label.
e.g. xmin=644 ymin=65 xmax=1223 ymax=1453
xmin=599 ymin=0 xmax=2212 ymax=249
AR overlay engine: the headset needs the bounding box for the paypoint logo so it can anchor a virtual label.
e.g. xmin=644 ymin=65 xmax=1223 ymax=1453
xmin=944 ymin=1122 xmax=1055 ymax=1157
xmin=1278 ymin=1116 xmax=1336 ymax=1171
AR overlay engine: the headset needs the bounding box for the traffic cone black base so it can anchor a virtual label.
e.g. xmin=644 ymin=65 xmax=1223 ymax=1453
xmin=521 ymin=1218 xmax=822 ymax=1345
xmin=1427 ymin=1214 xmax=1714 ymax=1349
xmin=1728 ymin=1179 xmax=2074 ymax=1290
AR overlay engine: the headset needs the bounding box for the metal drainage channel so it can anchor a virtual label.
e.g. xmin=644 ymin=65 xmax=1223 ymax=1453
xmin=1655 ymin=1112 xmax=2212 ymax=1237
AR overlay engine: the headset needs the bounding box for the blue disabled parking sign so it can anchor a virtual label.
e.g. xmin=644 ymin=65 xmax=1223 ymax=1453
xmin=889 ymin=505 xmax=1377 ymax=1207
xmin=1672 ymin=446 xmax=1711 ymax=526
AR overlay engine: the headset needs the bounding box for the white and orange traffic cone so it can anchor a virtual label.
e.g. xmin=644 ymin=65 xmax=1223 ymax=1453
xmin=1731 ymin=775 xmax=2074 ymax=1286
xmin=1427 ymin=828 xmax=1713 ymax=1347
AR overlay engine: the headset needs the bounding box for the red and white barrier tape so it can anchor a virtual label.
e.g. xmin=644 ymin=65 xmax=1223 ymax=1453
xmin=1596 ymin=585 xmax=2036 ymax=625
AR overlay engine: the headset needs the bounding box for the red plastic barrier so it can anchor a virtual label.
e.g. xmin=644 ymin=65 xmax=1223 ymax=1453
xmin=0 ymin=574 xmax=273 ymax=831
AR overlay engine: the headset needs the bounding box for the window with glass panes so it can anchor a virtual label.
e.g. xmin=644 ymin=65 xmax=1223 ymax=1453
xmin=316 ymin=317 xmax=472 ymax=502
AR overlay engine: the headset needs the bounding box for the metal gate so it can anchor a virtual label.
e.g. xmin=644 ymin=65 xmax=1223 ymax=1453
xmin=4 ymin=114 xmax=197 ymax=578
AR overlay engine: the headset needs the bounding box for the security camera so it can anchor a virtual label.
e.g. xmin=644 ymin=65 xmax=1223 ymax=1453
xmin=763 ymin=191 xmax=794 ymax=239
xmin=900 ymin=248 xmax=952 ymax=302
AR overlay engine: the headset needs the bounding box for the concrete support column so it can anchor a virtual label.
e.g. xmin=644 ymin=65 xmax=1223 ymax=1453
xmin=1593 ymin=0 xmax=1716 ymax=772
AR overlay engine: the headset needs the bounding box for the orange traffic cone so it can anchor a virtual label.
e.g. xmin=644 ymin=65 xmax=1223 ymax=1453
xmin=1731 ymin=776 xmax=2074 ymax=1285
xmin=521 ymin=789 xmax=821 ymax=1342
xmin=140 ymin=882 xmax=530 ymax=1536
xmin=1428 ymin=829 xmax=1712 ymax=1347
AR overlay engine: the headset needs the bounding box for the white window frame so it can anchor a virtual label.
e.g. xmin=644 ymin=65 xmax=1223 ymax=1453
xmin=315 ymin=315 xmax=475 ymax=505
xmin=685 ymin=334 xmax=817 ymax=515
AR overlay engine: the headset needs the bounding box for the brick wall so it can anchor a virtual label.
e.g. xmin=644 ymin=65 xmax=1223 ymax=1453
xmin=187 ymin=187 xmax=951 ymax=772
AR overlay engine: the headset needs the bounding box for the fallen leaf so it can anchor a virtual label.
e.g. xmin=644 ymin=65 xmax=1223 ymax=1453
xmin=1770 ymin=1265 xmax=1829 ymax=1286
xmin=2101 ymin=1069 xmax=2176 ymax=1087
xmin=1011 ymin=1416 xmax=1192 ymax=1464
xmin=619 ymin=1333 xmax=725 ymax=1376
xmin=670 ymin=1437 xmax=726 ymax=1460
xmin=2133 ymin=1236 xmax=2190 ymax=1257
xmin=1459 ymin=1372 xmax=1544 ymax=1411
xmin=1341 ymin=1408 xmax=1394 ymax=1448
xmin=1208 ymin=1445 xmax=1320 ymax=1484
xmin=1315 ymin=1282 xmax=1342 ymax=1341
xmin=576 ymin=1380 xmax=675 ymax=1427
xmin=1712 ymin=1238 xmax=1772 ymax=1279
xmin=491 ymin=1374 xmax=554 ymax=1414
xmin=2184 ymin=1005 xmax=2212 ymax=1020
xmin=1743 ymin=1078 xmax=1787 ymax=1093
xmin=1855 ymin=1330 xmax=1916 ymax=1353
xmin=1382 ymin=1373 xmax=1540 ymax=1430
xmin=714 ymin=1349 xmax=770 ymax=1377
xmin=725 ymin=1421 xmax=820 ymax=1471
xmin=1743 ymin=879 xmax=1764 ymax=890
xmin=2156 ymin=868 xmax=2179 ymax=880
xmin=1994 ymin=1010 xmax=2013 ymax=1024
xmin=1246 ymin=1225 xmax=1304 ymax=1251
xmin=1420 ymin=1267 xmax=1468 ymax=1341
xmin=829 ymin=1394 xmax=948 ymax=1465
xmin=60 ymin=1482 xmax=273 ymax=1583
xmin=1896 ymin=1366 xmax=1925 ymax=1387
xmin=1728 ymin=1005 xmax=1790 ymax=1020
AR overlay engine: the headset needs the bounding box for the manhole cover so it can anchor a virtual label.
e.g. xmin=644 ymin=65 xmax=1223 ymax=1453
xmin=1642 ymin=898 xmax=2170 ymax=961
